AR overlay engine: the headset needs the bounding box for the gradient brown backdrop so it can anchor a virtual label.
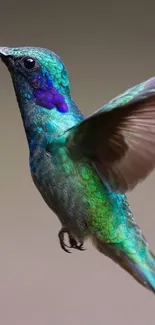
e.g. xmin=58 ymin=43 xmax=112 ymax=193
xmin=0 ymin=1 xmax=155 ymax=324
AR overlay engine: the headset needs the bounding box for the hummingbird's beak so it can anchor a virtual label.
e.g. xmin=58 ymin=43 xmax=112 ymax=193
xmin=0 ymin=47 xmax=13 ymax=67
xmin=0 ymin=47 xmax=9 ymax=56
xmin=0 ymin=47 xmax=12 ymax=61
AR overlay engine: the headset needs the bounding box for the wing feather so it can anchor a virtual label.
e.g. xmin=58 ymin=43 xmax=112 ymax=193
xmin=67 ymin=78 xmax=155 ymax=192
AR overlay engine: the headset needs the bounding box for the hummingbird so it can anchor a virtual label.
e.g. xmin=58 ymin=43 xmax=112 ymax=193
xmin=1 ymin=46 xmax=155 ymax=294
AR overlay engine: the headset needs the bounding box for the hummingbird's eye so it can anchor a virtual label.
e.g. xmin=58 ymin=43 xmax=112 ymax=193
xmin=22 ymin=57 xmax=36 ymax=70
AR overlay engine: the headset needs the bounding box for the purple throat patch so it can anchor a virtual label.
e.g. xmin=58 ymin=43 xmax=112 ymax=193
xmin=34 ymin=87 xmax=68 ymax=113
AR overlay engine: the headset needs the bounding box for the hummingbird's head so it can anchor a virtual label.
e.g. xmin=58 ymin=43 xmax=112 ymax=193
xmin=0 ymin=46 xmax=70 ymax=113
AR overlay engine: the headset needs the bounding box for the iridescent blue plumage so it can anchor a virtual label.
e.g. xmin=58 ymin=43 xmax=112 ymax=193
xmin=1 ymin=46 xmax=155 ymax=295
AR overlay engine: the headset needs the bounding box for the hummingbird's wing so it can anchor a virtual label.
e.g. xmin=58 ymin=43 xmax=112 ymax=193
xmin=67 ymin=77 xmax=155 ymax=193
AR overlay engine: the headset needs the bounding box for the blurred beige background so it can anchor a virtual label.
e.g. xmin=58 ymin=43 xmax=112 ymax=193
xmin=0 ymin=0 xmax=155 ymax=324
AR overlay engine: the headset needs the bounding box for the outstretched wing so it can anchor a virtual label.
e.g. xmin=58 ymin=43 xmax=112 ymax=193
xmin=67 ymin=78 xmax=155 ymax=193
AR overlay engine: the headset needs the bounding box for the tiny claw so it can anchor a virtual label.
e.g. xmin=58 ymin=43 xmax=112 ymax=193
xmin=77 ymin=243 xmax=86 ymax=251
xmin=58 ymin=228 xmax=72 ymax=253
xmin=69 ymin=237 xmax=85 ymax=251
xmin=58 ymin=228 xmax=86 ymax=253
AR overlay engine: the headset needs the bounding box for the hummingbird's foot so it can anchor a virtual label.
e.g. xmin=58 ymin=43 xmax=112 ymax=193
xmin=69 ymin=236 xmax=86 ymax=252
xmin=58 ymin=228 xmax=85 ymax=253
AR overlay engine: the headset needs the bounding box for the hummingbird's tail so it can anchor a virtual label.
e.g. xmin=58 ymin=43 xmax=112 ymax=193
xmin=92 ymin=234 xmax=155 ymax=294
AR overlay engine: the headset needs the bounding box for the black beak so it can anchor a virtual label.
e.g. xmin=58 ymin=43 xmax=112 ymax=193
xmin=0 ymin=54 xmax=9 ymax=64
xmin=0 ymin=47 xmax=13 ymax=66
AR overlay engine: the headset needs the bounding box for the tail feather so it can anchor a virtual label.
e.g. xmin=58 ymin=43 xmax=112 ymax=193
xmin=92 ymin=236 xmax=155 ymax=294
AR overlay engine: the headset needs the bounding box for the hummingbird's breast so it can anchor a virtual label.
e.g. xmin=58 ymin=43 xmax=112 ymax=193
xmin=29 ymin=143 xmax=130 ymax=243
xmin=29 ymin=145 xmax=90 ymax=240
